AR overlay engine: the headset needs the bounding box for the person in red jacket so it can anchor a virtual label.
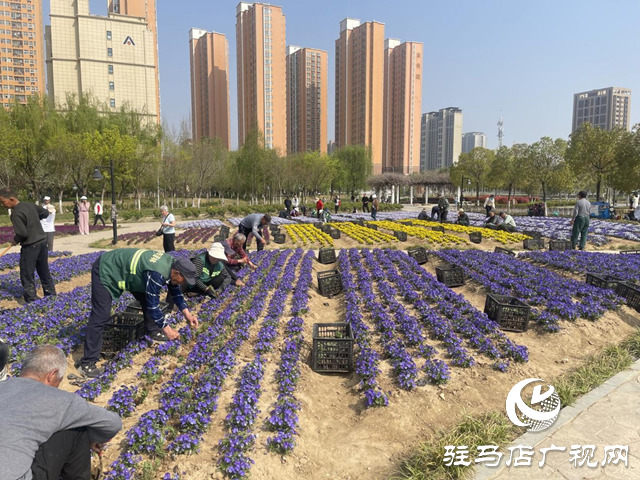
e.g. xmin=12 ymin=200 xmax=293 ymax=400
xmin=315 ymin=197 xmax=324 ymax=222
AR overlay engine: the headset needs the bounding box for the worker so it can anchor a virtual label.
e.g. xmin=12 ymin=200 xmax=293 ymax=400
xmin=238 ymin=213 xmax=271 ymax=252
xmin=456 ymin=209 xmax=470 ymax=226
xmin=78 ymin=249 xmax=198 ymax=378
xmin=497 ymin=212 xmax=517 ymax=232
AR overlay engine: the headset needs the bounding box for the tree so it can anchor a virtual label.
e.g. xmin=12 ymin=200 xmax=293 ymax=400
xmin=611 ymin=126 xmax=640 ymax=193
xmin=190 ymin=137 xmax=228 ymax=207
xmin=566 ymin=122 xmax=626 ymax=201
xmin=451 ymin=147 xmax=494 ymax=201
xmin=333 ymin=145 xmax=372 ymax=195
xmin=486 ymin=144 xmax=527 ymax=210
xmin=235 ymin=126 xmax=270 ymax=204
xmin=524 ymin=137 xmax=571 ymax=211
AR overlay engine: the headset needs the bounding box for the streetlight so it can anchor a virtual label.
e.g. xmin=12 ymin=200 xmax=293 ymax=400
xmin=93 ymin=160 xmax=118 ymax=245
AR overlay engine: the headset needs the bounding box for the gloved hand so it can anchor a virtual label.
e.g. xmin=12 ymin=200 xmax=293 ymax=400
xmin=205 ymin=286 xmax=217 ymax=298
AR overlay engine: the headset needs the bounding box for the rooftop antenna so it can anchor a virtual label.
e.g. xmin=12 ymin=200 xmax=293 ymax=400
xmin=497 ymin=117 xmax=504 ymax=148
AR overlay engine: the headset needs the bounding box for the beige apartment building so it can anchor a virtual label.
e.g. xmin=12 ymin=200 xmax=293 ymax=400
xmin=383 ymin=39 xmax=422 ymax=175
xmin=335 ymin=18 xmax=385 ymax=174
xmin=286 ymin=45 xmax=327 ymax=154
xmin=46 ymin=0 xmax=160 ymax=123
xmin=572 ymin=87 xmax=631 ymax=132
xmin=0 ymin=0 xmax=45 ymax=107
xmin=189 ymin=28 xmax=230 ymax=148
xmin=236 ymin=2 xmax=287 ymax=153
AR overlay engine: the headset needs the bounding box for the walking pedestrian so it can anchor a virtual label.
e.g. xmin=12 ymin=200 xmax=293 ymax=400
xmin=570 ymin=191 xmax=591 ymax=250
xmin=484 ymin=195 xmax=495 ymax=216
xmin=334 ymin=195 xmax=341 ymax=215
xmin=78 ymin=196 xmax=90 ymax=235
xmin=72 ymin=201 xmax=79 ymax=226
xmin=362 ymin=194 xmax=369 ymax=213
xmin=40 ymin=196 xmax=56 ymax=252
xmin=94 ymin=201 xmax=106 ymax=226
xmin=159 ymin=205 xmax=176 ymax=252
xmin=0 ymin=188 xmax=56 ymax=303
xmin=371 ymin=194 xmax=379 ymax=220
xmin=438 ymin=194 xmax=450 ymax=223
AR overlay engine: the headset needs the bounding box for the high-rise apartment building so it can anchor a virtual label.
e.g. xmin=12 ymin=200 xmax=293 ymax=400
xmin=286 ymin=45 xmax=327 ymax=154
xmin=572 ymin=87 xmax=631 ymax=132
xmin=335 ymin=18 xmax=385 ymax=174
xmin=46 ymin=0 xmax=160 ymax=123
xmin=189 ymin=28 xmax=230 ymax=148
xmin=236 ymin=2 xmax=286 ymax=152
xmin=382 ymin=39 xmax=423 ymax=174
xmin=420 ymin=107 xmax=463 ymax=171
xmin=461 ymin=132 xmax=487 ymax=153
xmin=0 ymin=0 xmax=45 ymax=107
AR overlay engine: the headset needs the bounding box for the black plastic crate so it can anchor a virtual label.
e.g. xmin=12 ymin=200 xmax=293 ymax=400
xmin=394 ymin=230 xmax=407 ymax=241
xmin=432 ymin=226 xmax=445 ymax=233
xmin=312 ymin=323 xmax=354 ymax=373
xmin=330 ymin=229 xmax=341 ymax=239
xmin=484 ymin=294 xmax=530 ymax=332
xmin=102 ymin=312 xmax=146 ymax=354
xmin=352 ymin=219 xmax=365 ymax=226
xmin=586 ymin=274 xmax=621 ymax=291
xmin=219 ymin=225 xmax=230 ymax=237
xmin=317 ymin=270 xmax=342 ymax=297
xmin=615 ymin=282 xmax=640 ymax=312
xmin=523 ymin=238 xmax=545 ymax=250
xmin=469 ymin=232 xmax=482 ymax=244
xmin=407 ymin=246 xmax=428 ymax=265
xmin=494 ymin=247 xmax=516 ymax=257
xmin=549 ymin=239 xmax=572 ymax=251
xmin=125 ymin=300 xmax=171 ymax=316
xmin=274 ymin=233 xmax=286 ymax=244
xmin=213 ymin=235 xmax=226 ymax=243
xmin=318 ymin=248 xmax=336 ymax=264
xmin=269 ymin=226 xmax=281 ymax=234
xmin=435 ymin=265 xmax=465 ymax=287
xmin=313 ymin=222 xmax=323 ymax=229
xmin=523 ymin=230 xmax=542 ymax=240
xmin=321 ymin=224 xmax=333 ymax=234
xmin=367 ymin=224 xmax=378 ymax=230
xmin=620 ymin=249 xmax=640 ymax=255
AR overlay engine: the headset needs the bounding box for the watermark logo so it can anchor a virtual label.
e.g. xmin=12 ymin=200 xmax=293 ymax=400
xmin=123 ymin=36 xmax=135 ymax=46
xmin=506 ymin=378 xmax=561 ymax=432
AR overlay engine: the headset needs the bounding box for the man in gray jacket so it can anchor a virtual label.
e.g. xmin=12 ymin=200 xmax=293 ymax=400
xmin=0 ymin=345 xmax=122 ymax=480
xmin=570 ymin=190 xmax=591 ymax=250
xmin=238 ymin=213 xmax=271 ymax=252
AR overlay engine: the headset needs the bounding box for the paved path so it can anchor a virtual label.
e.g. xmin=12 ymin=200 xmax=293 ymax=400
xmin=475 ymin=360 xmax=640 ymax=479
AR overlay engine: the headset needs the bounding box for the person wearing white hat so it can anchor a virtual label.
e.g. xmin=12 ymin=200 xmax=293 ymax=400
xmin=78 ymin=196 xmax=90 ymax=235
xmin=166 ymin=242 xmax=234 ymax=309
xmin=40 ymin=196 xmax=56 ymax=251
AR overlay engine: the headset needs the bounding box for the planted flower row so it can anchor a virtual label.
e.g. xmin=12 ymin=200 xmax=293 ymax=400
xmin=0 ymin=250 xmax=71 ymax=271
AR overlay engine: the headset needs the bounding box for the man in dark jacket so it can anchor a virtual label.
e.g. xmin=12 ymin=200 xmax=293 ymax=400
xmin=0 ymin=188 xmax=56 ymax=303
xmin=418 ymin=208 xmax=429 ymax=220
xmin=361 ymin=194 xmax=369 ymax=213
xmin=437 ymin=194 xmax=450 ymax=223
xmin=79 ymin=249 xmax=199 ymax=378
xmin=284 ymin=196 xmax=292 ymax=213
xmin=456 ymin=209 xmax=470 ymax=226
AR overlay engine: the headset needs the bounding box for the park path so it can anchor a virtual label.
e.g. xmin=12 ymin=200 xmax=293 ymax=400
xmin=475 ymin=360 xmax=640 ymax=479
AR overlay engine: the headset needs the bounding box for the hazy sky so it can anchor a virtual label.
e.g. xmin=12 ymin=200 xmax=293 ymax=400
xmin=46 ymin=0 xmax=640 ymax=149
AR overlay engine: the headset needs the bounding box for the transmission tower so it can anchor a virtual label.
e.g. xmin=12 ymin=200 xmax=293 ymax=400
xmin=497 ymin=117 xmax=504 ymax=148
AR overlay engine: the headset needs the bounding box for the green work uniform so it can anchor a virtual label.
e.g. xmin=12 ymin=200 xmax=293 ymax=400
xmin=98 ymin=248 xmax=173 ymax=299
xmin=571 ymin=216 xmax=590 ymax=250
xmin=190 ymin=252 xmax=224 ymax=292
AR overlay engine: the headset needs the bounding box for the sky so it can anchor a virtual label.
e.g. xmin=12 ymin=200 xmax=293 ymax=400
xmin=45 ymin=0 xmax=640 ymax=150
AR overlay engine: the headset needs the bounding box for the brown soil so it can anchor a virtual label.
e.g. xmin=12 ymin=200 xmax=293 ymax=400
xmin=44 ymin=245 xmax=640 ymax=480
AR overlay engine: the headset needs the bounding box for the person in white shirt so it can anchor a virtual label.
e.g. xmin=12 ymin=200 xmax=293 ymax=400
xmin=484 ymin=195 xmax=496 ymax=216
xmin=633 ymin=193 xmax=639 ymax=210
xmin=93 ymin=201 xmax=106 ymax=226
xmin=497 ymin=211 xmax=517 ymax=232
xmin=40 ymin=196 xmax=56 ymax=251
xmin=160 ymin=205 xmax=176 ymax=252
xmin=292 ymin=194 xmax=299 ymax=209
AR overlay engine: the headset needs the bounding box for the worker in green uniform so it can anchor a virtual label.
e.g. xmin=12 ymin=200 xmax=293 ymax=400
xmin=166 ymin=243 xmax=234 ymax=308
xmin=78 ymin=249 xmax=198 ymax=378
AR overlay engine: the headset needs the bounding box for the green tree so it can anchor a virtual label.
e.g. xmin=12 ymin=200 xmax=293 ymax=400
xmin=451 ymin=147 xmax=494 ymax=201
xmin=566 ymin=122 xmax=626 ymax=201
xmin=524 ymin=137 xmax=571 ymax=211
xmin=235 ymin=126 xmax=270 ymax=204
xmin=611 ymin=126 xmax=640 ymax=193
xmin=486 ymin=144 xmax=528 ymax=210
xmin=333 ymin=145 xmax=372 ymax=195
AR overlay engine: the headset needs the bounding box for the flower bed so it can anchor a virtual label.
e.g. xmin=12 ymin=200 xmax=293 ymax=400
xmin=432 ymin=249 xmax=623 ymax=332
xmin=283 ymin=224 xmax=333 ymax=246
xmin=370 ymin=220 xmax=467 ymax=245
xmin=332 ymin=223 xmax=397 ymax=244
xmin=402 ymin=219 xmax=529 ymax=244
xmin=177 ymin=219 xmax=224 ymax=229
xmin=0 ymin=250 xmax=71 ymax=271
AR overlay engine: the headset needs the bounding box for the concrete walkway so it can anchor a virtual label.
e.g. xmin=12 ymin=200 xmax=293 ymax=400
xmin=475 ymin=360 xmax=640 ymax=479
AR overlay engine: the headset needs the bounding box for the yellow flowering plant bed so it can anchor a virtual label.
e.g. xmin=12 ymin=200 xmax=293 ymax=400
xmin=400 ymin=219 xmax=530 ymax=244
xmin=283 ymin=224 xmax=334 ymax=246
xmin=369 ymin=220 xmax=467 ymax=245
xmin=332 ymin=222 xmax=398 ymax=244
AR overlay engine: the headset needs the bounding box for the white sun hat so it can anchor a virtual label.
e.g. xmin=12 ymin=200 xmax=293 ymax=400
xmin=208 ymin=243 xmax=227 ymax=261
xmin=80 ymin=196 xmax=87 ymax=200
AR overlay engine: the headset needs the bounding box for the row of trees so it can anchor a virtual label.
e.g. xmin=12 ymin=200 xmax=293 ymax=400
xmin=0 ymin=96 xmax=374 ymax=212
xmin=450 ymin=122 xmax=640 ymax=206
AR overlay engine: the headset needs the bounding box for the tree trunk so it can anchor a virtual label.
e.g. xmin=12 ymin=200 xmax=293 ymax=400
xmin=542 ymin=182 xmax=548 ymax=216
xmin=507 ymin=184 xmax=513 ymax=213
xmin=596 ymin=179 xmax=601 ymax=202
xmin=475 ymin=183 xmax=480 ymax=206
xmin=58 ymin=190 xmax=64 ymax=214
xmin=101 ymin=183 xmax=106 ymax=207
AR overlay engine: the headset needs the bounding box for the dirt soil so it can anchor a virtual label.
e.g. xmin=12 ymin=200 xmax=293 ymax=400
xmin=49 ymin=248 xmax=640 ymax=480
xmin=0 ymin=273 xmax=92 ymax=310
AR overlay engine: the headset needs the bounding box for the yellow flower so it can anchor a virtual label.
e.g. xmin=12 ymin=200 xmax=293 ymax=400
xmin=332 ymin=222 xmax=398 ymax=244
xmin=400 ymin=219 xmax=529 ymax=244
xmin=284 ymin=224 xmax=333 ymax=246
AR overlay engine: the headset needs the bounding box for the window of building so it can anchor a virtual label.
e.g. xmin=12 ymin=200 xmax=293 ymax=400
xmin=106 ymin=31 xmax=112 ymax=40
xmin=110 ymin=99 xmax=116 ymax=108
xmin=109 ymin=81 xmax=114 ymax=91
xmin=107 ymin=48 xmax=113 ymax=57
xmin=108 ymin=64 xmax=113 ymax=74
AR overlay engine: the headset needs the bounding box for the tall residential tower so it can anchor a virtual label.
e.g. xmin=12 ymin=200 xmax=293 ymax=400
xmin=382 ymin=39 xmax=423 ymax=174
xmin=420 ymin=107 xmax=463 ymax=171
xmin=572 ymin=87 xmax=631 ymax=132
xmin=189 ymin=28 xmax=230 ymax=148
xmin=46 ymin=0 xmax=160 ymax=123
xmin=461 ymin=132 xmax=487 ymax=153
xmin=236 ymin=2 xmax=287 ymax=152
xmin=286 ymin=45 xmax=327 ymax=154
xmin=0 ymin=0 xmax=45 ymax=107
xmin=335 ymin=18 xmax=385 ymax=173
